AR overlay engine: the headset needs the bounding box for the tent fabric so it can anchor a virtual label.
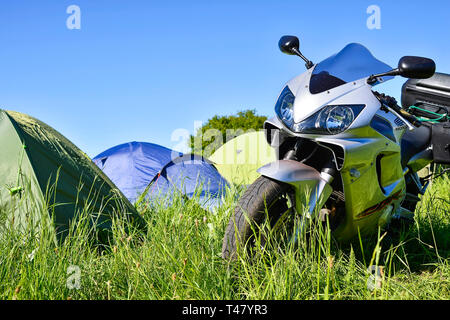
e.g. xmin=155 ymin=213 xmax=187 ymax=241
xmin=208 ymin=131 xmax=277 ymax=185
xmin=150 ymin=154 xmax=228 ymax=209
xmin=92 ymin=142 xmax=228 ymax=208
xmin=0 ymin=110 xmax=143 ymax=241
xmin=92 ymin=142 xmax=182 ymax=202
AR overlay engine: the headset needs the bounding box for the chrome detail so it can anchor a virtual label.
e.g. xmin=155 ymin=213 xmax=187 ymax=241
xmin=320 ymin=171 xmax=334 ymax=184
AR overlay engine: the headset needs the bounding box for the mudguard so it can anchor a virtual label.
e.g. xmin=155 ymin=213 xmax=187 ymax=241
xmin=257 ymin=160 xmax=333 ymax=217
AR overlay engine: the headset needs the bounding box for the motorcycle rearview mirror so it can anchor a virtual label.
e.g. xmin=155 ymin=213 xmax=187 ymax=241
xmin=278 ymin=35 xmax=300 ymax=55
xmin=367 ymin=56 xmax=436 ymax=84
xmin=397 ymin=56 xmax=436 ymax=79
xmin=278 ymin=35 xmax=314 ymax=69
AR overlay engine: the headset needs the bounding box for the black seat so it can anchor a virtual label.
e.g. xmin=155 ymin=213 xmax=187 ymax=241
xmin=400 ymin=124 xmax=432 ymax=168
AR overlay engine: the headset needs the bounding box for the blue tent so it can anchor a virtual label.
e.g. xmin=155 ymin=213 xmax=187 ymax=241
xmin=92 ymin=142 xmax=228 ymax=209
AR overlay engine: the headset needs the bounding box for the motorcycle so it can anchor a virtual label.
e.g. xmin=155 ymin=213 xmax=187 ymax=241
xmin=222 ymin=35 xmax=450 ymax=259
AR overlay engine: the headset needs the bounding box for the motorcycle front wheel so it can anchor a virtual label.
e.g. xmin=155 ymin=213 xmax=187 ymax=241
xmin=222 ymin=175 xmax=297 ymax=260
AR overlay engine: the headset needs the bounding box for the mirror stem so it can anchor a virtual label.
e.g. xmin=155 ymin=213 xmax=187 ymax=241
xmin=367 ymin=68 xmax=400 ymax=84
xmin=292 ymin=48 xmax=314 ymax=69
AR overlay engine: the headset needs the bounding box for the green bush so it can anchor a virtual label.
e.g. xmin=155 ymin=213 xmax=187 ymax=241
xmin=189 ymin=109 xmax=267 ymax=157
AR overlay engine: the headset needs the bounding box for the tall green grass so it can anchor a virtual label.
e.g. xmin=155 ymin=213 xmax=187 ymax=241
xmin=0 ymin=175 xmax=448 ymax=300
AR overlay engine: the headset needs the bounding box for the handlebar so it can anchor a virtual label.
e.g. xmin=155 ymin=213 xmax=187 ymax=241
xmin=373 ymin=91 xmax=422 ymax=128
xmin=396 ymin=107 xmax=422 ymax=127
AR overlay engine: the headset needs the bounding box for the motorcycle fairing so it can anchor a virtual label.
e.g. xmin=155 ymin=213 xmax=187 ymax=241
xmin=299 ymin=112 xmax=407 ymax=241
xmin=283 ymin=43 xmax=393 ymax=124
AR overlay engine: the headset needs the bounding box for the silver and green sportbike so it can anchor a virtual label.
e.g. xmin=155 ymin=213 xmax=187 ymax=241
xmin=222 ymin=35 xmax=450 ymax=259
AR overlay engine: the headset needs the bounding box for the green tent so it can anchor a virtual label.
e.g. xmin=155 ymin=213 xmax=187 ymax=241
xmin=0 ymin=109 xmax=143 ymax=242
xmin=209 ymin=131 xmax=277 ymax=185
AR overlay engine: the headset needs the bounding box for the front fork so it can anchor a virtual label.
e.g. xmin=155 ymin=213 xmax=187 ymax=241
xmin=257 ymin=156 xmax=337 ymax=235
xmin=294 ymin=160 xmax=336 ymax=237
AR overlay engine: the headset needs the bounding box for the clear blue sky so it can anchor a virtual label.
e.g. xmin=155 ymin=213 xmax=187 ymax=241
xmin=1 ymin=0 xmax=449 ymax=157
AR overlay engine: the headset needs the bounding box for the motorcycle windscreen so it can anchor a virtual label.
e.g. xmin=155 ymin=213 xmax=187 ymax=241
xmin=309 ymin=43 xmax=393 ymax=94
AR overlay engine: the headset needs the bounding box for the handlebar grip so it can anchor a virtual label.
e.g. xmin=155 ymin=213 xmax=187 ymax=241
xmin=397 ymin=108 xmax=422 ymax=128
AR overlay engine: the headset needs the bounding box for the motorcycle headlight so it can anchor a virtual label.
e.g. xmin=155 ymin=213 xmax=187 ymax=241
xmin=275 ymin=86 xmax=295 ymax=129
xmin=293 ymin=105 xmax=364 ymax=135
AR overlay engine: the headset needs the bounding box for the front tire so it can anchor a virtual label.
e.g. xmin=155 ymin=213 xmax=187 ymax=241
xmin=221 ymin=176 xmax=295 ymax=260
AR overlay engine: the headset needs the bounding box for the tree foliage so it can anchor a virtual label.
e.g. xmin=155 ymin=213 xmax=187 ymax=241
xmin=189 ymin=109 xmax=267 ymax=156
